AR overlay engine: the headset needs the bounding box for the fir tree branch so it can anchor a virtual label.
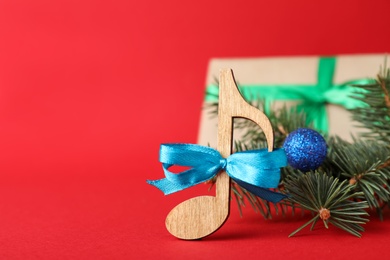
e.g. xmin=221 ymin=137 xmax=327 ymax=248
xmin=326 ymin=138 xmax=390 ymax=219
xmin=351 ymin=66 xmax=390 ymax=143
xmin=284 ymin=172 xmax=369 ymax=237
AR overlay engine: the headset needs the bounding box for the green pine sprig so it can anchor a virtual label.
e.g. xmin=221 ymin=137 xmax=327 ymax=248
xmin=284 ymin=171 xmax=369 ymax=237
xmin=351 ymin=65 xmax=390 ymax=143
xmin=327 ymin=138 xmax=390 ymax=219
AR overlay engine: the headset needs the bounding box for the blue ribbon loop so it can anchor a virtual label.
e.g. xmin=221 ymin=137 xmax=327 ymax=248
xmin=147 ymin=144 xmax=288 ymax=203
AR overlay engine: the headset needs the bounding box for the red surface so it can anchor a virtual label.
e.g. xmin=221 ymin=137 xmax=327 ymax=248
xmin=0 ymin=0 xmax=390 ymax=259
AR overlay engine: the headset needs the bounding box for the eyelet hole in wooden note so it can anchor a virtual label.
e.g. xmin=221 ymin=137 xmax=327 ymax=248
xmin=165 ymin=69 xmax=274 ymax=240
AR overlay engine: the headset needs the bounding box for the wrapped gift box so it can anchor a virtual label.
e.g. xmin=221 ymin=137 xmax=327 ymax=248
xmin=198 ymin=54 xmax=389 ymax=146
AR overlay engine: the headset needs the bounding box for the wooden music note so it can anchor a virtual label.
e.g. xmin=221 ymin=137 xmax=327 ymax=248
xmin=165 ymin=69 xmax=274 ymax=240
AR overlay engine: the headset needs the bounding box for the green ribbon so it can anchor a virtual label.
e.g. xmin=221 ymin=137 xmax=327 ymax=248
xmin=206 ymin=57 xmax=372 ymax=132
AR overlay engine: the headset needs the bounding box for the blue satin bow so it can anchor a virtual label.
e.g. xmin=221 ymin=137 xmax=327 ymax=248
xmin=147 ymin=144 xmax=288 ymax=203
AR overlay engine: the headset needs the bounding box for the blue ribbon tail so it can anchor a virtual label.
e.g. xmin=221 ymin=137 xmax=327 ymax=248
xmin=232 ymin=178 xmax=288 ymax=203
xmin=146 ymin=178 xmax=192 ymax=195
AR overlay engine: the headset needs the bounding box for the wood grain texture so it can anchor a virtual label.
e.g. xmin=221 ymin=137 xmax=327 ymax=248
xmin=165 ymin=69 xmax=274 ymax=240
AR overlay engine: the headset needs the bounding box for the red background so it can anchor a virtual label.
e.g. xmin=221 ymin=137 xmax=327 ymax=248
xmin=0 ymin=0 xmax=390 ymax=259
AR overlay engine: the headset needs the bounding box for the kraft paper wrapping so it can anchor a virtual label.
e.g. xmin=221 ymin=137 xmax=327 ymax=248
xmin=198 ymin=54 xmax=388 ymax=146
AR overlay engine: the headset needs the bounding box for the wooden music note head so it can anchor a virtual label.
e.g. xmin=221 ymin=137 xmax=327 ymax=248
xmin=165 ymin=69 xmax=274 ymax=240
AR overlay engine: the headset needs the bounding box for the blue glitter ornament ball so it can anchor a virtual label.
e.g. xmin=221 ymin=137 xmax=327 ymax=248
xmin=283 ymin=128 xmax=327 ymax=171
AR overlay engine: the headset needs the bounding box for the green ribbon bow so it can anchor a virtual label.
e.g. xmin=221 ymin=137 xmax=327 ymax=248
xmin=206 ymin=57 xmax=372 ymax=132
